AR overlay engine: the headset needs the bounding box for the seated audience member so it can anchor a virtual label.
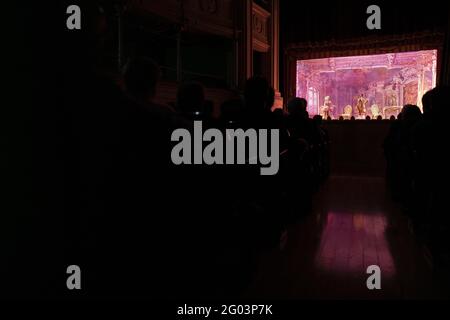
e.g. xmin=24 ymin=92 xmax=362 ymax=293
xmin=287 ymin=97 xmax=307 ymax=118
xmin=286 ymin=97 xmax=310 ymax=140
xmin=243 ymin=78 xmax=290 ymax=150
xmin=383 ymin=86 xmax=450 ymax=263
xmin=123 ymin=57 xmax=179 ymax=119
xmin=60 ymin=14 xmax=192 ymax=297
xmin=176 ymin=82 xmax=207 ymax=122
xmin=384 ymin=105 xmax=422 ymax=203
xmin=421 ymin=89 xmax=433 ymax=115
xmin=272 ymin=108 xmax=285 ymax=118
xmin=219 ymin=98 xmax=244 ymax=127
xmin=285 ymin=98 xmax=329 ymax=212
xmin=411 ymin=87 xmax=450 ymax=241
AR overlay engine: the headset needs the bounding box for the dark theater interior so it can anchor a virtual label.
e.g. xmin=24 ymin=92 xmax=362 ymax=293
xmin=5 ymin=0 xmax=450 ymax=307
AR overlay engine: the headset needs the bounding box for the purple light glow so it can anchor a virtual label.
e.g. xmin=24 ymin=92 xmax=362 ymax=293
xmin=296 ymin=50 xmax=437 ymax=119
xmin=314 ymin=212 xmax=396 ymax=278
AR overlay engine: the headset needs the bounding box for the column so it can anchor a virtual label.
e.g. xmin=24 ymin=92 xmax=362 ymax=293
xmin=236 ymin=0 xmax=253 ymax=90
xmin=270 ymin=0 xmax=282 ymax=108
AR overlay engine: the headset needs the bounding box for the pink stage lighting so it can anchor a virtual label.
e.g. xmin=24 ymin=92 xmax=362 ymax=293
xmin=296 ymin=50 xmax=437 ymax=119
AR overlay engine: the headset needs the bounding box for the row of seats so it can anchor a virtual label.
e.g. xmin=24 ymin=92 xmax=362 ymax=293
xmin=10 ymin=54 xmax=330 ymax=299
xmin=168 ymin=79 xmax=331 ymax=297
xmin=384 ymin=88 xmax=450 ymax=268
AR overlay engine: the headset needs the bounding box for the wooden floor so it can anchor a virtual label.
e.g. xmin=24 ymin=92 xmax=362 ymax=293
xmin=245 ymin=175 xmax=444 ymax=299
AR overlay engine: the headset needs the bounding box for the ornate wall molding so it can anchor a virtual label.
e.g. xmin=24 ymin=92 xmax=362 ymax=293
xmin=127 ymin=0 xmax=234 ymax=38
xmin=126 ymin=0 xmax=283 ymax=107
xmin=252 ymin=2 xmax=271 ymax=52
xmin=286 ymin=31 xmax=445 ymax=59
xmin=198 ymin=0 xmax=218 ymax=14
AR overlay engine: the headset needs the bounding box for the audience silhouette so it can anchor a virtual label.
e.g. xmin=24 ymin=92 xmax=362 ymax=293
xmin=384 ymin=86 xmax=450 ymax=265
xmin=22 ymin=10 xmax=449 ymax=297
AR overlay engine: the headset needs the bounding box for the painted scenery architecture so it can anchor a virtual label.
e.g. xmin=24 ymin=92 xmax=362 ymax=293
xmin=296 ymin=50 xmax=438 ymax=118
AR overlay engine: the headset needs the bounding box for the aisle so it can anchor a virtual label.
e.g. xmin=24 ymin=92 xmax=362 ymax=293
xmin=245 ymin=176 xmax=434 ymax=299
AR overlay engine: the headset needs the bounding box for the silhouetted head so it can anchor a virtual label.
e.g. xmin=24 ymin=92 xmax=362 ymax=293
xmin=272 ymin=108 xmax=284 ymax=117
xmin=422 ymin=89 xmax=433 ymax=114
xmin=339 ymin=116 xmax=345 ymax=121
xmin=124 ymin=57 xmax=160 ymax=101
xmin=327 ymin=116 xmax=332 ymax=121
xmin=401 ymin=104 xmax=422 ymax=122
xmin=366 ymin=115 xmax=371 ymax=120
xmin=350 ymin=116 xmax=355 ymax=121
xmin=287 ymin=98 xmax=308 ymax=118
xmin=428 ymin=86 xmax=450 ymax=119
xmin=377 ymin=115 xmax=383 ymax=121
xmin=244 ymin=76 xmax=271 ymax=112
xmin=177 ymin=82 xmax=205 ymax=114
xmin=313 ymin=115 xmax=323 ymax=126
xmin=220 ymin=98 xmax=244 ymax=122
xmin=389 ymin=115 xmax=396 ymax=121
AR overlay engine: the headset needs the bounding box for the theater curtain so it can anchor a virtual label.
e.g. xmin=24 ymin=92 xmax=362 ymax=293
xmin=441 ymin=10 xmax=450 ymax=86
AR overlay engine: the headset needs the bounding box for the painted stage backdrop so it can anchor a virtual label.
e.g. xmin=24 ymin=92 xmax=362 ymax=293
xmin=296 ymin=50 xmax=437 ymax=119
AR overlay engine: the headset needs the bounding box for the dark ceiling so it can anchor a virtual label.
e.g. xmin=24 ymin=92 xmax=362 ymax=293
xmin=280 ymin=0 xmax=450 ymax=45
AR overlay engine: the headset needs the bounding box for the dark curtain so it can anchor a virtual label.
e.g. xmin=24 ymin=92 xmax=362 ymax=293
xmin=441 ymin=8 xmax=450 ymax=85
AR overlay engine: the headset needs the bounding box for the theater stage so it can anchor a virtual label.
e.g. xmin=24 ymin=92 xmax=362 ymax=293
xmin=322 ymin=120 xmax=392 ymax=177
xmin=296 ymin=50 xmax=438 ymax=119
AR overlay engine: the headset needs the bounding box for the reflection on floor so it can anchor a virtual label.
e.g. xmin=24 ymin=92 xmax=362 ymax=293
xmin=245 ymin=176 xmax=439 ymax=299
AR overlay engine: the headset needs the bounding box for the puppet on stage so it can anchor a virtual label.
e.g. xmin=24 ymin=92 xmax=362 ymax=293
xmin=321 ymin=96 xmax=334 ymax=118
xmin=355 ymin=94 xmax=368 ymax=116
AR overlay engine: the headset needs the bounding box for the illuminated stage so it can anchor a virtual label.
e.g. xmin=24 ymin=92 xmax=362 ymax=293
xmin=296 ymin=50 xmax=437 ymax=119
